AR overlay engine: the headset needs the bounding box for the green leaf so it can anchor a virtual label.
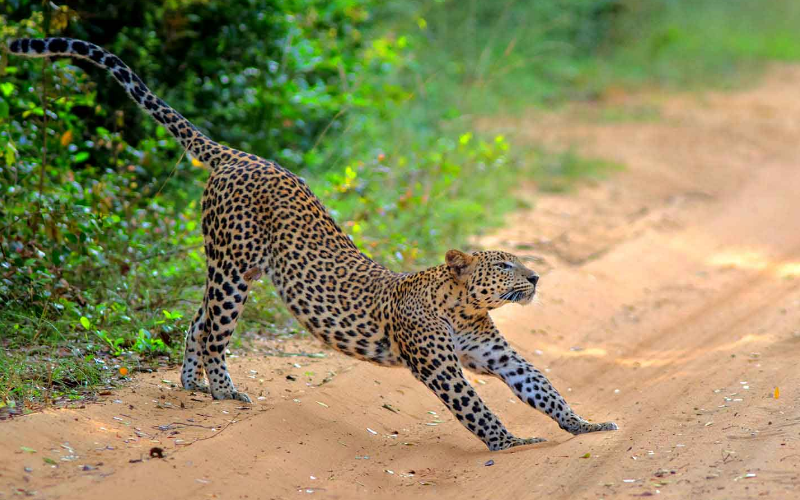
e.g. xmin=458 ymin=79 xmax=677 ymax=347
xmin=73 ymin=151 xmax=90 ymax=163
xmin=163 ymin=310 xmax=182 ymax=320
xmin=0 ymin=99 xmax=9 ymax=119
xmin=20 ymin=446 xmax=37 ymax=453
xmin=0 ymin=82 xmax=14 ymax=97
xmin=43 ymin=457 xmax=57 ymax=465
xmin=4 ymin=142 xmax=16 ymax=165
xmin=80 ymin=316 xmax=91 ymax=330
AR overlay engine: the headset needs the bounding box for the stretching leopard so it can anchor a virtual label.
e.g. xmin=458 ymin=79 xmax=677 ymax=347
xmin=8 ymin=37 xmax=617 ymax=450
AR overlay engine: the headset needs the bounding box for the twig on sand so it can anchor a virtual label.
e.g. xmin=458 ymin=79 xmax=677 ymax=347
xmin=174 ymin=412 xmax=244 ymax=445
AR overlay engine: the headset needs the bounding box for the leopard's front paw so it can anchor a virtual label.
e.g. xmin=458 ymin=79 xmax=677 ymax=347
xmin=569 ymin=420 xmax=618 ymax=435
xmin=490 ymin=435 xmax=547 ymax=451
xmin=509 ymin=436 xmax=547 ymax=448
xmin=597 ymin=421 xmax=618 ymax=431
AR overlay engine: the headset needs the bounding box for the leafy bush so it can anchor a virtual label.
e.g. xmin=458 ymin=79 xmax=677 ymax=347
xmin=0 ymin=1 xmax=524 ymax=404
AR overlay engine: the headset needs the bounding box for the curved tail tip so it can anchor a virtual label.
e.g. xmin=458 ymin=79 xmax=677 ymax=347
xmin=7 ymin=38 xmax=52 ymax=54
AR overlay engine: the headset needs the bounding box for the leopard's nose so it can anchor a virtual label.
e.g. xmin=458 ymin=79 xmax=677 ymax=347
xmin=527 ymin=274 xmax=539 ymax=286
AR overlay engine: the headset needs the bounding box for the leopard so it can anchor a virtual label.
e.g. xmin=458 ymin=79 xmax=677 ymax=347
xmin=7 ymin=37 xmax=617 ymax=451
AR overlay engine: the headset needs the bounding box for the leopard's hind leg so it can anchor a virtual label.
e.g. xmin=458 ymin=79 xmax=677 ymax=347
xmin=191 ymin=164 xmax=270 ymax=402
xmin=199 ymin=257 xmax=254 ymax=402
xmin=181 ymin=303 xmax=210 ymax=393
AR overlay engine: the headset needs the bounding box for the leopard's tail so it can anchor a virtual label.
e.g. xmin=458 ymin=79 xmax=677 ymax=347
xmin=7 ymin=37 xmax=239 ymax=169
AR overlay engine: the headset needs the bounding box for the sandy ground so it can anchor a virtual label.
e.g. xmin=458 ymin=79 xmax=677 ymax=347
xmin=2 ymin=66 xmax=800 ymax=500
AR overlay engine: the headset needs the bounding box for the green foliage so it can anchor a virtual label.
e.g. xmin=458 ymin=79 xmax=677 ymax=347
xmin=0 ymin=1 xmax=523 ymax=405
xmin=378 ymin=0 xmax=800 ymax=118
xmin=3 ymin=0 xmax=380 ymax=168
xmin=596 ymin=0 xmax=800 ymax=89
xmin=0 ymin=347 xmax=104 ymax=405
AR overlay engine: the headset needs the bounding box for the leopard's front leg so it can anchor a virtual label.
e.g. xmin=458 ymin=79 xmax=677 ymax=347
xmin=455 ymin=315 xmax=618 ymax=435
xmin=398 ymin=319 xmax=545 ymax=451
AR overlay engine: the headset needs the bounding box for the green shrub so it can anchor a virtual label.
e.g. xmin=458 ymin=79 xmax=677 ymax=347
xmin=0 ymin=1 xmax=522 ymax=405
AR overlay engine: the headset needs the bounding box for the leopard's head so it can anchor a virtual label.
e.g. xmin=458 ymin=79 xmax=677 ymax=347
xmin=445 ymin=249 xmax=539 ymax=310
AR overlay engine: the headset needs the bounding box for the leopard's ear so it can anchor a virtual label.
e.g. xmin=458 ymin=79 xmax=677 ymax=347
xmin=445 ymin=249 xmax=476 ymax=282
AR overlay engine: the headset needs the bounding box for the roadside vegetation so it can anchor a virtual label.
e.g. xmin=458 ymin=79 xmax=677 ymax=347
xmin=2 ymin=0 xmax=799 ymax=409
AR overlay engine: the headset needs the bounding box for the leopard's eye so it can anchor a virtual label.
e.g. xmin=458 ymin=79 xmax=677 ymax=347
xmin=495 ymin=262 xmax=513 ymax=270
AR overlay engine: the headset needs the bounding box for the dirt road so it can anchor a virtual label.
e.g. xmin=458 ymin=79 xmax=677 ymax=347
xmin=2 ymin=66 xmax=799 ymax=500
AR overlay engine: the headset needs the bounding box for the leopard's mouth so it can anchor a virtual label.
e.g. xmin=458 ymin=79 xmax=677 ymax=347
xmin=500 ymin=288 xmax=535 ymax=304
xmin=519 ymin=290 xmax=535 ymax=305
